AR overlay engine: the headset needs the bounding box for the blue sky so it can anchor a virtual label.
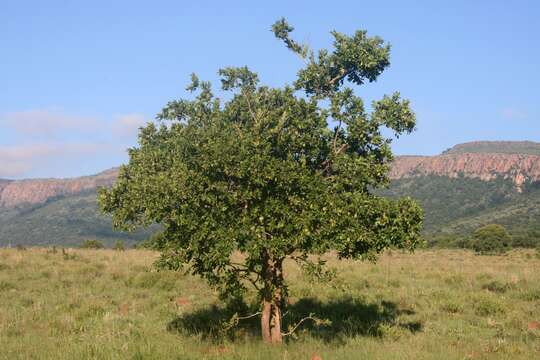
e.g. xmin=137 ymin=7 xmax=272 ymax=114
xmin=1 ymin=0 xmax=538 ymax=179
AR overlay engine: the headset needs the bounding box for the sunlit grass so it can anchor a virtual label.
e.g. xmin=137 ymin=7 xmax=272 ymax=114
xmin=0 ymin=248 xmax=539 ymax=359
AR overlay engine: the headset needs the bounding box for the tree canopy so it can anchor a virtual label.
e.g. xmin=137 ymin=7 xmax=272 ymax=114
xmin=99 ymin=18 xmax=423 ymax=343
xmin=472 ymin=224 xmax=511 ymax=255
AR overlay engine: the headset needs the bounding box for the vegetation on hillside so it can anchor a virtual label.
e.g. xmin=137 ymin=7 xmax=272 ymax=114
xmin=381 ymin=175 xmax=540 ymax=248
xmin=0 ymin=190 xmax=152 ymax=248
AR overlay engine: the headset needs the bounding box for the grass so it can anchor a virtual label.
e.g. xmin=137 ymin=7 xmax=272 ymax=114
xmin=0 ymin=248 xmax=539 ymax=359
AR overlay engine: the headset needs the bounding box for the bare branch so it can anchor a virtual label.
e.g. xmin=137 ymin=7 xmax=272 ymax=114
xmin=242 ymin=89 xmax=258 ymax=122
xmin=281 ymin=314 xmax=319 ymax=336
xmin=332 ymin=119 xmax=342 ymax=152
xmin=235 ymin=311 xmax=262 ymax=320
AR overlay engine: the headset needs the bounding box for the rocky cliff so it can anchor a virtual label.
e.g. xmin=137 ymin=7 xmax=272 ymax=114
xmin=389 ymin=153 xmax=540 ymax=188
xmin=0 ymin=168 xmax=118 ymax=208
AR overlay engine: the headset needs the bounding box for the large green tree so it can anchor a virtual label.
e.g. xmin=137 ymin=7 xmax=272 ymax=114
xmin=99 ymin=19 xmax=423 ymax=344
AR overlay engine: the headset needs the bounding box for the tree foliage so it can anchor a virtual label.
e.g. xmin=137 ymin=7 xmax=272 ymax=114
xmin=472 ymin=224 xmax=511 ymax=255
xmin=99 ymin=18 xmax=423 ymax=343
xmin=80 ymin=239 xmax=105 ymax=249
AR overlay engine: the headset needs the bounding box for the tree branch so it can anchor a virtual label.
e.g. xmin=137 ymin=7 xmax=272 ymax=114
xmin=281 ymin=314 xmax=318 ymax=336
xmin=242 ymin=89 xmax=258 ymax=123
xmin=235 ymin=311 xmax=262 ymax=320
xmin=329 ymin=68 xmax=348 ymax=87
xmin=332 ymin=119 xmax=342 ymax=152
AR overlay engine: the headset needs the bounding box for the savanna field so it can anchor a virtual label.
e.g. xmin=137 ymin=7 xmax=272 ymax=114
xmin=0 ymin=248 xmax=539 ymax=359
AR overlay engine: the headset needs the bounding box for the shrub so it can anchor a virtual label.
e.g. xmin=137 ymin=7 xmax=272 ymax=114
xmin=113 ymin=240 xmax=125 ymax=251
xmin=441 ymin=300 xmax=464 ymax=314
xmin=79 ymin=239 xmax=105 ymax=249
xmin=471 ymin=224 xmax=511 ymax=255
xmin=481 ymin=280 xmax=515 ymax=293
xmin=131 ymin=272 xmax=161 ymax=289
xmin=134 ymin=232 xmax=166 ymax=250
xmin=62 ymin=248 xmax=79 ymax=260
xmin=427 ymin=234 xmax=471 ymax=249
xmin=474 ymin=297 xmax=505 ymax=316
xmin=519 ymin=289 xmax=540 ymax=301
xmin=511 ymin=234 xmax=537 ymax=248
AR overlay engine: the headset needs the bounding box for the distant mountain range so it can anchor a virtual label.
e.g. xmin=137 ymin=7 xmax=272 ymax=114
xmin=1 ymin=140 xmax=539 ymax=247
xmin=0 ymin=169 xmax=151 ymax=247
xmin=384 ymin=141 xmax=540 ymax=246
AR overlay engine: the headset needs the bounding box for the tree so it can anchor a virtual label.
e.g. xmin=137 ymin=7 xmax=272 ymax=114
xmin=98 ymin=18 xmax=423 ymax=344
xmin=472 ymin=224 xmax=511 ymax=255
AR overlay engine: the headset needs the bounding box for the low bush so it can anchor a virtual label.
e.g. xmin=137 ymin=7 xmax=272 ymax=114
xmin=471 ymin=224 xmax=511 ymax=255
xmin=481 ymin=280 xmax=515 ymax=293
xmin=79 ymin=239 xmax=105 ymax=249
xmin=440 ymin=299 xmax=464 ymax=314
xmin=113 ymin=240 xmax=125 ymax=251
xmin=474 ymin=297 xmax=505 ymax=316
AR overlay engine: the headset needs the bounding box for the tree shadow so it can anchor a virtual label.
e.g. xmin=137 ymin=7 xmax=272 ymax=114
xmin=167 ymin=296 xmax=423 ymax=343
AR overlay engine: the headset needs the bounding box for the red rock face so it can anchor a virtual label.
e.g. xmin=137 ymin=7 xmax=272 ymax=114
xmin=390 ymin=153 xmax=540 ymax=187
xmin=0 ymin=168 xmax=119 ymax=208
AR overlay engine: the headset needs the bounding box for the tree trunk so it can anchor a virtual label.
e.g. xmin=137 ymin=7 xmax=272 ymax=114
xmin=261 ymin=250 xmax=284 ymax=344
xmin=261 ymin=297 xmax=272 ymax=343
xmin=270 ymin=260 xmax=283 ymax=343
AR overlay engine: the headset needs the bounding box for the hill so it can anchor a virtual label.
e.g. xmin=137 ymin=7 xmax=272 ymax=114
xmin=384 ymin=141 xmax=540 ymax=246
xmin=0 ymin=168 xmax=118 ymax=208
xmin=0 ymin=169 xmax=152 ymax=247
xmin=389 ymin=153 xmax=540 ymax=188
xmin=381 ymin=175 xmax=540 ymax=246
xmin=442 ymin=140 xmax=540 ymax=156
xmin=0 ymin=190 xmax=152 ymax=247
xmin=1 ymin=140 xmax=540 ymax=247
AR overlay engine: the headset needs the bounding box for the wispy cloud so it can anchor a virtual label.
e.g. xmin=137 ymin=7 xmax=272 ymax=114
xmin=2 ymin=109 xmax=101 ymax=137
xmin=0 ymin=144 xmax=57 ymax=177
xmin=0 ymin=143 xmax=108 ymax=178
xmin=0 ymin=109 xmax=151 ymax=178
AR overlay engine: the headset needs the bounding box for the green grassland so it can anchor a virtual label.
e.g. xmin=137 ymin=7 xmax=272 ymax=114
xmin=1 ymin=248 xmax=539 ymax=359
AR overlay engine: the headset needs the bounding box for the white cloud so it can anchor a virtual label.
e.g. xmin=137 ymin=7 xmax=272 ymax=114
xmin=0 ymin=109 xmax=151 ymax=178
xmin=0 ymin=143 xmax=110 ymax=178
xmin=2 ymin=109 xmax=101 ymax=137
